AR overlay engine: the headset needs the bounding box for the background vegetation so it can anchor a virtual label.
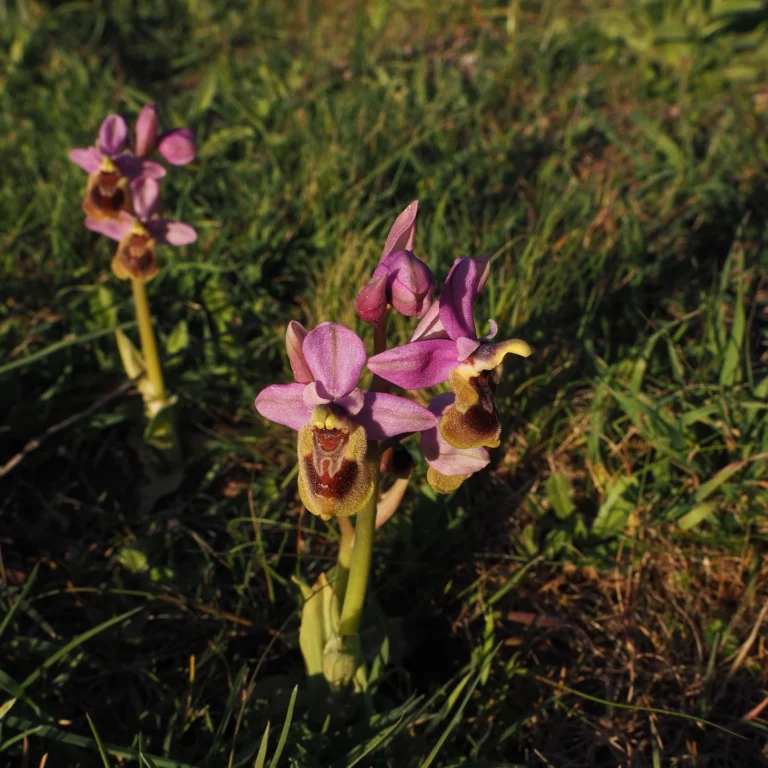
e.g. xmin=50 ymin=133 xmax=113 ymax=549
xmin=1 ymin=0 xmax=767 ymax=765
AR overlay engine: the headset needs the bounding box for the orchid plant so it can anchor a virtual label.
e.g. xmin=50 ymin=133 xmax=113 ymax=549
xmin=254 ymin=202 xmax=531 ymax=697
xmin=69 ymin=105 xmax=196 ymax=451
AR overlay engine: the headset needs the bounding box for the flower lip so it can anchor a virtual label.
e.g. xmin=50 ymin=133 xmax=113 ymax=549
xmin=110 ymin=223 xmax=159 ymax=281
xmin=420 ymin=392 xmax=490 ymax=476
xmin=82 ymin=164 xmax=130 ymax=221
xmin=298 ymin=405 xmax=374 ymax=519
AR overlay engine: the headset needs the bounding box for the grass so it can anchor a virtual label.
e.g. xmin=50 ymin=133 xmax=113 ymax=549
xmin=2 ymin=0 xmax=768 ymax=765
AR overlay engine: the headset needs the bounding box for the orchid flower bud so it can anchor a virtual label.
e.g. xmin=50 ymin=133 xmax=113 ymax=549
xmin=356 ymin=250 xmax=435 ymax=324
xmin=356 ymin=201 xmax=434 ymax=323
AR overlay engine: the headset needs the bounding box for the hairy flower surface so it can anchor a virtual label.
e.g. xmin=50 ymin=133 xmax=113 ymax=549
xmin=85 ymin=178 xmax=197 ymax=281
xmin=355 ymin=202 xmax=434 ymax=323
xmin=255 ymin=322 xmax=437 ymax=519
xmin=420 ymin=393 xmax=490 ymax=493
xmin=69 ymin=115 xmax=166 ymax=220
xmin=368 ymin=256 xmax=531 ymax=450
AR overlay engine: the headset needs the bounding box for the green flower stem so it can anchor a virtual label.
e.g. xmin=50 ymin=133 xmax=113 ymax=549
xmin=338 ymin=451 xmax=380 ymax=636
xmin=337 ymin=309 xmax=388 ymax=636
xmin=131 ymin=278 xmax=166 ymax=403
xmin=334 ymin=515 xmax=355 ymax=605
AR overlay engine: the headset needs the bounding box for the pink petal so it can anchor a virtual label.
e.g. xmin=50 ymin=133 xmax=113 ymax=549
xmin=481 ymin=319 xmax=498 ymax=341
xmin=130 ymin=178 xmax=160 ymax=221
xmin=335 ymin=387 xmax=365 ymax=415
xmin=439 ymin=257 xmax=479 ymax=341
xmin=135 ymin=103 xmax=158 ymax=157
xmin=85 ymin=212 xmax=135 ymax=242
xmin=138 ymin=160 xmax=167 ymax=180
xmin=420 ymin=394 xmax=490 ymax=475
xmin=302 ymin=381 xmax=333 ymax=408
xmin=456 ymin=337 xmax=481 ymax=361
xmin=254 ymin=383 xmax=313 ymax=431
xmin=303 ymin=384 xmax=364 ymax=416
xmin=99 ymin=115 xmax=128 ymax=156
xmin=410 ymin=300 xmax=447 ymax=342
xmin=355 ymin=273 xmax=388 ymax=324
xmin=302 ymin=322 xmax=366 ymax=400
xmin=380 ymin=200 xmax=418 ymax=262
xmin=68 ymin=147 xmax=103 ymax=173
xmin=157 ymin=127 xmax=196 ymax=165
xmin=113 ymin=155 xmax=167 ymax=180
xmin=367 ymin=339 xmax=459 ymax=389
xmin=286 ymin=321 xmax=313 ymax=383
xmin=147 ymin=220 xmax=197 ymax=246
xmin=354 ymin=392 xmax=437 ymax=440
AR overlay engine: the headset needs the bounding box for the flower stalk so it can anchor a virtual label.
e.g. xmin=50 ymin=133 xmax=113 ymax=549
xmin=131 ymin=277 xmax=166 ymax=405
xmin=334 ymin=515 xmax=355 ymax=604
xmin=338 ymin=449 xmax=380 ymax=637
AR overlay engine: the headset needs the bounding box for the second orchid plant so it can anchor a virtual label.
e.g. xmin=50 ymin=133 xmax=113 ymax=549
xmin=70 ymin=104 xmax=197 ymax=457
xmin=254 ymin=202 xmax=531 ymax=696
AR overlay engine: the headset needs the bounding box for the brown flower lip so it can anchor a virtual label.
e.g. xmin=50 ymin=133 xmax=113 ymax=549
xmin=441 ymin=368 xmax=503 ymax=450
xmin=111 ymin=228 xmax=158 ymax=282
xmin=82 ymin=167 xmax=130 ymax=221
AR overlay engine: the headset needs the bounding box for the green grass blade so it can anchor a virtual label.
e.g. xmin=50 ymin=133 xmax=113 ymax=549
xmin=87 ymin=713 xmax=112 ymax=768
xmin=0 ymin=323 xmax=136 ymax=377
xmin=0 ymin=698 xmax=16 ymax=722
xmin=267 ymin=685 xmax=297 ymax=768
xmin=205 ymin=663 xmax=248 ymax=765
xmin=3 ymin=716 xmax=199 ymax=767
xmin=0 ymin=563 xmax=39 ymax=642
xmin=140 ymin=752 xmax=160 ymax=768
xmin=345 ymin=714 xmax=405 ymax=768
xmin=20 ymin=606 xmax=143 ymax=692
xmin=253 ymin=722 xmax=270 ymax=768
xmin=694 ymin=461 xmax=746 ymax=504
xmin=421 ymin=669 xmax=485 ymax=768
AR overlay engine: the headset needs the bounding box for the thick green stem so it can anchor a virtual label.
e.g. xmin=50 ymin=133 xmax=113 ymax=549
xmin=131 ymin=278 xmax=166 ymax=403
xmin=338 ymin=453 xmax=380 ymax=636
xmin=334 ymin=516 xmax=355 ymax=605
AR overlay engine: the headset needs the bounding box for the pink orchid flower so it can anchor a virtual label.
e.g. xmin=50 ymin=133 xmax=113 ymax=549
xmin=134 ymin=103 xmax=196 ymax=165
xmin=85 ymin=178 xmax=197 ymax=282
xmin=69 ymin=115 xmax=166 ymax=221
xmin=368 ymin=256 xmax=531 ymax=450
xmin=355 ymin=201 xmax=435 ymax=323
xmin=255 ymin=321 xmax=437 ymax=520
